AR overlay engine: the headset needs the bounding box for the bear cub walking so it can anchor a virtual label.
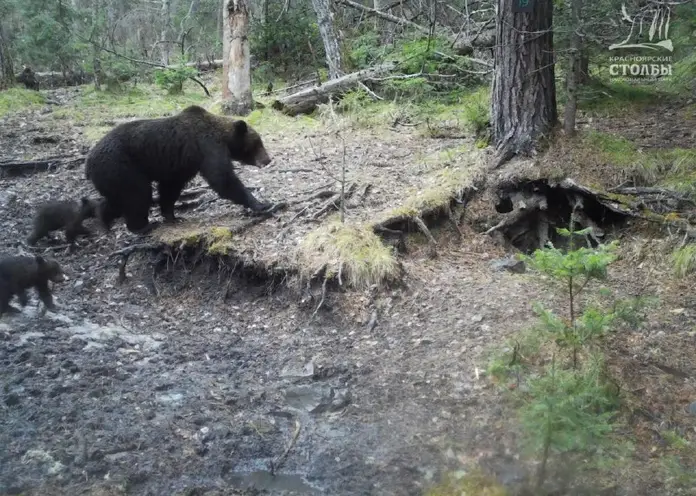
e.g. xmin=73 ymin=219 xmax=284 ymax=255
xmin=27 ymin=197 xmax=100 ymax=246
xmin=0 ymin=255 xmax=65 ymax=317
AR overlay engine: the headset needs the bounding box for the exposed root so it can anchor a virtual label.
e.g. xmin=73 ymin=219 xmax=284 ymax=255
xmin=109 ymin=243 xmax=168 ymax=284
xmin=413 ymin=216 xmax=438 ymax=257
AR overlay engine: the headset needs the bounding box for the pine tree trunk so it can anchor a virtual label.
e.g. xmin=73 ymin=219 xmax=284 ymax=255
xmin=492 ymin=0 xmax=557 ymax=166
xmin=310 ymin=0 xmax=344 ymax=80
xmin=222 ymin=0 xmax=253 ymax=116
xmin=563 ymin=0 xmax=582 ymax=135
xmin=0 ymin=24 xmax=14 ymax=90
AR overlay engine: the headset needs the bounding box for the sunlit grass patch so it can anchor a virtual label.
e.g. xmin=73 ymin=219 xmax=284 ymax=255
xmin=296 ymin=218 xmax=400 ymax=289
xmin=0 ymin=87 xmax=46 ymax=117
xmin=671 ymin=244 xmax=696 ymax=278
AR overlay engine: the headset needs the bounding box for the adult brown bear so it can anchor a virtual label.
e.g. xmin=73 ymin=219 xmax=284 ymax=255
xmin=85 ymin=105 xmax=275 ymax=234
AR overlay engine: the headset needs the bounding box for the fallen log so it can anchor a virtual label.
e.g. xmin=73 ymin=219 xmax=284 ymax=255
xmin=0 ymin=156 xmax=85 ymax=177
xmin=271 ymin=62 xmax=396 ymax=116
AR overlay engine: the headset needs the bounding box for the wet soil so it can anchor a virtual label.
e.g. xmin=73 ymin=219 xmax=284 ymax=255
xmin=1 ymin=87 xmax=695 ymax=496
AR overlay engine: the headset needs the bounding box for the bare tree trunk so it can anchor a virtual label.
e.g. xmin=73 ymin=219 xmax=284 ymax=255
xmin=578 ymin=50 xmax=589 ymax=84
xmin=563 ymin=0 xmax=582 ymax=135
xmin=310 ymin=0 xmax=344 ymax=80
xmin=160 ymin=0 xmax=172 ymax=65
xmin=0 ymin=23 xmax=14 ymax=90
xmin=222 ymin=0 xmax=253 ymax=115
xmin=492 ymin=0 xmax=557 ymax=167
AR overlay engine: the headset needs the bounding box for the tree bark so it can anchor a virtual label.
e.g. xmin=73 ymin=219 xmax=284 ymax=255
xmin=492 ymin=0 xmax=557 ymax=166
xmin=563 ymin=0 xmax=582 ymax=135
xmin=0 ymin=23 xmax=14 ymax=90
xmin=160 ymin=0 xmax=172 ymax=65
xmin=222 ymin=0 xmax=253 ymax=115
xmin=311 ymin=0 xmax=344 ymax=80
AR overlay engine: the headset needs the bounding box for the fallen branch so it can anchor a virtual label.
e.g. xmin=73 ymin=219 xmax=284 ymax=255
xmin=311 ymin=183 xmax=357 ymax=220
xmin=0 ymin=156 xmax=85 ymax=177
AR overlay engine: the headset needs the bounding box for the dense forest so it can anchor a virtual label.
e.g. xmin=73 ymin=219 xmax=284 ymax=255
xmin=0 ymin=0 xmax=695 ymax=494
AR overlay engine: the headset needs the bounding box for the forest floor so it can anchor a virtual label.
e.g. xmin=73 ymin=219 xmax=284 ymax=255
xmin=0 ymin=80 xmax=695 ymax=496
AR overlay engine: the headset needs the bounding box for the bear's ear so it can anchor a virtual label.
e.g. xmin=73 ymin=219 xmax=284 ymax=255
xmin=35 ymin=255 xmax=46 ymax=265
xmin=80 ymin=197 xmax=89 ymax=205
xmin=232 ymin=120 xmax=248 ymax=136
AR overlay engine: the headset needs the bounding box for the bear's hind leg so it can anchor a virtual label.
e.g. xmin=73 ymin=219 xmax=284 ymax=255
xmin=123 ymin=177 xmax=157 ymax=234
xmin=157 ymin=180 xmax=186 ymax=223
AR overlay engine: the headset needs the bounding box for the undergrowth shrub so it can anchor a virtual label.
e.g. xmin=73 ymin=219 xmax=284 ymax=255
xmin=488 ymin=221 xmax=651 ymax=491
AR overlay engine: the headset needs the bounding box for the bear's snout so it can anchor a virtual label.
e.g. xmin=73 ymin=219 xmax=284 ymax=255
xmin=256 ymin=153 xmax=272 ymax=167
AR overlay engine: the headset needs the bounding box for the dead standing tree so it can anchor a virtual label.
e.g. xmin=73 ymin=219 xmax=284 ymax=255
xmin=491 ymin=0 xmax=557 ymax=168
xmin=222 ymin=0 xmax=254 ymax=115
xmin=311 ymin=0 xmax=344 ymax=80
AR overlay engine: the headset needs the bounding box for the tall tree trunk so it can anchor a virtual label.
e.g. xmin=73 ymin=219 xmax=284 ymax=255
xmin=160 ymin=0 xmax=172 ymax=65
xmin=492 ymin=0 xmax=557 ymax=166
xmin=563 ymin=0 xmax=582 ymax=135
xmin=222 ymin=0 xmax=253 ymax=115
xmin=0 ymin=23 xmax=14 ymax=90
xmin=578 ymin=50 xmax=589 ymax=84
xmin=310 ymin=0 xmax=344 ymax=80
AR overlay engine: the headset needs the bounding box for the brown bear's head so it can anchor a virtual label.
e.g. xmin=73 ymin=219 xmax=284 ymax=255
xmin=228 ymin=120 xmax=272 ymax=167
xmin=78 ymin=197 xmax=99 ymax=220
xmin=36 ymin=256 xmax=66 ymax=283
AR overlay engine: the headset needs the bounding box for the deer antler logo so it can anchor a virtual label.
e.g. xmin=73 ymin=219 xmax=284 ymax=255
xmin=609 ymin=2 xmax=674 ymax=52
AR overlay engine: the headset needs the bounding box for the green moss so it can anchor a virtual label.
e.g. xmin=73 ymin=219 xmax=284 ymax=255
xmin=0 ymin=88 xmax=46 ymax=117
xmin=378 ymin=157 xmax=483 ymax=222
xmin=206 ymin=227 xmax=234 ymax=255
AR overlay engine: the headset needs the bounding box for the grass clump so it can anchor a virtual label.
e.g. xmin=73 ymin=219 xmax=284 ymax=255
xmin=425 ymin=468 xmax=508 ymax=496
xmin=0 ymin=87 xmax=46 ymax=117
xmin=296 ymin=218 xmax=399 ymax=289
xmin=155 ymin=225 xmax=235 ymax=256
xmin=671 ymin=243 xmax=696 ymax=278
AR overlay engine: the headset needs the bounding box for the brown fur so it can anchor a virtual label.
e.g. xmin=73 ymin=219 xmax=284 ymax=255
xmin=84 ymin=105 xmax=274 ymax=234
xmin=27 ymin=197 xmax=99 ymax=245
xmin=0 ymin=255 xmax=65 ymax=317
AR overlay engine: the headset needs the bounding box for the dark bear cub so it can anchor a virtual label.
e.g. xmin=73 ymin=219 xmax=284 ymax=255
xmin=0 ymin=255 xmax=65 ymax=317
xmin=85 ymin=105 xmax=277 ymax=235
xmin=27 ymin=197 xmax=99 ymax=246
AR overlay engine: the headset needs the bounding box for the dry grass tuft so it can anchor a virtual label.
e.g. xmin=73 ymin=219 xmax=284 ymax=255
xmin=296 ymin=217 xmax=400 ymax=289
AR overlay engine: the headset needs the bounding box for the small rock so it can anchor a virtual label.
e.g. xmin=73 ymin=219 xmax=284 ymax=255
xmin=490 ymin=257 xmax=526 ymax=274
xmin=280 ymin=360 xmax=315 ymax=379
xmin=471 ymin=314 xmax=483 ymax=323
xmin=284 ymin=385 xmax=334 ymax=414
xmin=688 ymin=401 xmax=696 ymax=416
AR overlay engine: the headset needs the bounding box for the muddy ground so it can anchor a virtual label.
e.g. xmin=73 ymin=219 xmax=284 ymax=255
xmin=1 ymin=88 xmax=695 ymax=496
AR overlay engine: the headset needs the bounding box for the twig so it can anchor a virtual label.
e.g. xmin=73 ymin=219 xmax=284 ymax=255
xmin=269 ymin=419 xmax=301 ymax=475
